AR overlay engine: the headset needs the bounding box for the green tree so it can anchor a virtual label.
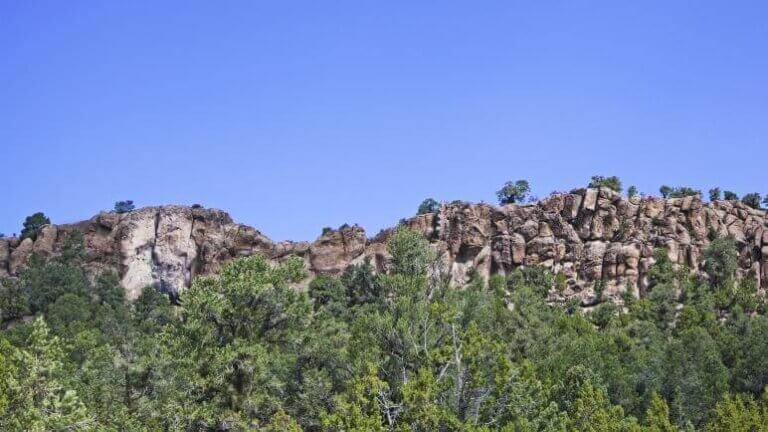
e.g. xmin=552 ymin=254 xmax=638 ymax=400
xmin=703 ymin=237 xmax=738 ymax=290
xmin=664 ymin=327 xmax=729 ymax=427
xmin=497 ymin=180 xmax=531 ymax=204
xmin=20 ymin=212 xmax=50 ymax=241
xmin=566 ymin=382 xmax=639 ymax=431
xmin=723 ymin=191 xmax=739 ymax=201
xmin=704 ymin=393 xmax=768 ymax=432
xmin=22 ymin=255 xmax=89 ymax=313
xmin=645 ymin=393 xmax=678 ymax=432
xmin=262 ymin=408 xmax=302 ymax=431
xmin=0 ymin=318 xmax=93 ymax=430
xmin=321 ymin=363 xmax=388 ymax=431
xmin=0 ymin=277 xmax=28 ymax=321
xmin=669 ymin=187 xmax=701 ymax=198
xmin=589 ymin=175 xmax=623 ymax=193
xmin=659 ymin=186 xmax=672 ymax=198
xmin=627 ymin=186 xmax=638 ymax=198
xmin=741 ymin=193 xmax=762 ymax=209
xmin=417 ymin=198 xmax=440 ymax=215
xmin=709 ymin=188 xmax=721 ymax=202
xmin=113 ymin=200 xmax=135 ymax=213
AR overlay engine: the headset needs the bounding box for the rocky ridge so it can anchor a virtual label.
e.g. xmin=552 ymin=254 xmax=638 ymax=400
xmin=1 ymin=188 xmax=767 ymax=304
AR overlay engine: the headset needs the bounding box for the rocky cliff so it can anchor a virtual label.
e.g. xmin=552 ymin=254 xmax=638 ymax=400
xmin=2 ymin=188 xmax=767 ymax=304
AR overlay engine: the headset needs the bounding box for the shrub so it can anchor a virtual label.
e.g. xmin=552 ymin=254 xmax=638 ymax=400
xmin=659 ymin=185 xmax=672 ymax=198
xmin=724 ymin=191 xmax=739 ymax=201
xmin=627 ymin=185 xmax=638 ymax=198
xmin=741 ymin=193 xmax=761 ymax=209
xmin=114 ymin=200 xmax=135 ymax=214
xmin=589 ymin=175 xmax=622 ymax=193
xmin=704 ymin=236 xmax=738 ymax=289
xmin=0 ymin=278 xmax=28 ymax=321
xmin=417 ymin=198 xmax=440 ymax=215
xmin=709 ymin=188 xmax=721 ymax=201
xmin=22 ymin=255 xmax=88 ymax=313
xmin=668 ymin=187 xmax=700 ymax=198
xmin=191 ymin=203 xmax=203 ymax=209
xmin=20 ymin=212 xmax=50 ymax=241
xmin=496 ymin=179 xmax=530 ymax=204
xmin=321 ymin=227 xmax=333 ymax=236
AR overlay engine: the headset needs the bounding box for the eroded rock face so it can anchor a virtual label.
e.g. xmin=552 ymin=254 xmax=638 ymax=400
xmin=1 ymin=189 xmax=767 ymax=304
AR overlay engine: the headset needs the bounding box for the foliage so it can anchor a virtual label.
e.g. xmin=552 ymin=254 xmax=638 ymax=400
xmin=723 ymin=191 xmax=739 ymax=201
xmin=703 ymin=237 xmax=738 ymax=289
xmin=417 ymin=198 xmax=440 ymax=214
xmin=709 ymin=188 xmax=721 ymax=201
xmin=20 ymin=212 xmax=50 ymax=241
xmin=113 ymin=200 xmax=135 ymax=213
xmin=668 ymin=187 xmax=701 ymax=198
xmin=496 ymin=179 xmax=531 ymax=204
xmin=741 ymin=193 xmax=762 ymax=209
xmin=0 ymin=278 xmax=28 ymax=322
xmin=0 ymin=226 xmax=766 ymax=429
xmin=589 ymin=175 xmax=623 ymax=193
xmin=627 ymin=186 xmax=638 ymax=198
xmin=658 ymin=186 xmax=700 ymax=198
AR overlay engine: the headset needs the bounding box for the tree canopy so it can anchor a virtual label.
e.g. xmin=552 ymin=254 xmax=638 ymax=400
xmin=0 ymin=228 xmax=767 ymax=430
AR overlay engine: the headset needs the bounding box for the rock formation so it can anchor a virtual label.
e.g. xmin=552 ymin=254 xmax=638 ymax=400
xmin=1 ymin=188 xmax=766 ymax=304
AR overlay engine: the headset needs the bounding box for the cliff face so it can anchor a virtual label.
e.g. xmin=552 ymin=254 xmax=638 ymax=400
xmin=2 ymin=188 xmax=767 ymax=304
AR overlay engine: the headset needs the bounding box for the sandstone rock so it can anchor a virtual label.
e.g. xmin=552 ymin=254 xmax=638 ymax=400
xmin=4 ymin=190 xmax=767 ymax=304
xmin=119 ymin=209 xmax=160 ymax=300
xmin=9 ymin=238 xmax=34 ymax=275
xmin=583 ymin=189 xmax=598 ymax=211
xmin=309 ymin=226 xmax=366 ymax=273
xmin=32 ymin=225 xmax=57 ymax=257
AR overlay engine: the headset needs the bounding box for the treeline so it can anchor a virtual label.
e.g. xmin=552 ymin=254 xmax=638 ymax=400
xmin=1 ymin=229 xmax=768 ymax=431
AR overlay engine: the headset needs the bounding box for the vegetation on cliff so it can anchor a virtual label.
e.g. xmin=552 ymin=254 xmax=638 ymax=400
xmin=1 ymin=226 xmax=768 ymax=430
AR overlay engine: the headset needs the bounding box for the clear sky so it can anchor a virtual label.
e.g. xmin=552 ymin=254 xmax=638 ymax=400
xmin=1 ymin=1 xmax=766 ymax=241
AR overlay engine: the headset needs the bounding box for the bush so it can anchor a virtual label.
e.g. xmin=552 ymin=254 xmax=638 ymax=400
xmin=704 ymin=237 xmax=738 ymax=289
xmin=22 ymin=255 xmax=88 ymax=313
xmin=20 ymin=212 xmax=50 ymax=241
xmin=627 ymin=185 xmax=638 ymax=198
xmin=724 ymin=191 xmax=739 ymax=201
xmin=659 ymin=185 xmax=672 ymax=198
xmin=114 ymin=200 xmax=135 ymax=214
xmin=321 ymin=227 xmax=333 ymax=236
xmin=416 ymin=198 xmax=440 ymax=215
xmin=589 ymin=175 xmax=622 ymax=193
xmin=496 ymin=179 xmax=530 ymax=204
xmin=669 ymin=187 xmax=701 ymax=198
xmin=709 ymin=188 xmax=721 ymax=201
xmin=0 ymin=278 xmax=28 ymax=321
xmin=742 ymin=193 xmax=761 ymax=209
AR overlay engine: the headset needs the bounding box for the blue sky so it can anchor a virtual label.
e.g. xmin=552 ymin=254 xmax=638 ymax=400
xmin=1 ymin=1 xmax=766 ymax=241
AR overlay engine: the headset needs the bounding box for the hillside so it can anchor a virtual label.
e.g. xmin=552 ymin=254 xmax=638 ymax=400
xmin=2 ymin=187 xmax=766 ymax=304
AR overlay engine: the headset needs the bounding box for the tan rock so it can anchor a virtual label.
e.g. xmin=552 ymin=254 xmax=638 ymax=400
xmin=583 ymin=189 xmax=598 ymax=211
xmin=9 ymin=238 xmax=34 ymax=275
xmin=32 ymin=225 xmax=57 ymax=257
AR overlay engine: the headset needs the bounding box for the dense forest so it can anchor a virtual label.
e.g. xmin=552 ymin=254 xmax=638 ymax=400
xmin=1 ymin=227 xmax=768 ymax=431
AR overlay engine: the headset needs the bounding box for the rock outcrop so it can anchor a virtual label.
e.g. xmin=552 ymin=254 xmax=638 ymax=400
xmin=1 ymin=189 xmax=767 ymax=304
